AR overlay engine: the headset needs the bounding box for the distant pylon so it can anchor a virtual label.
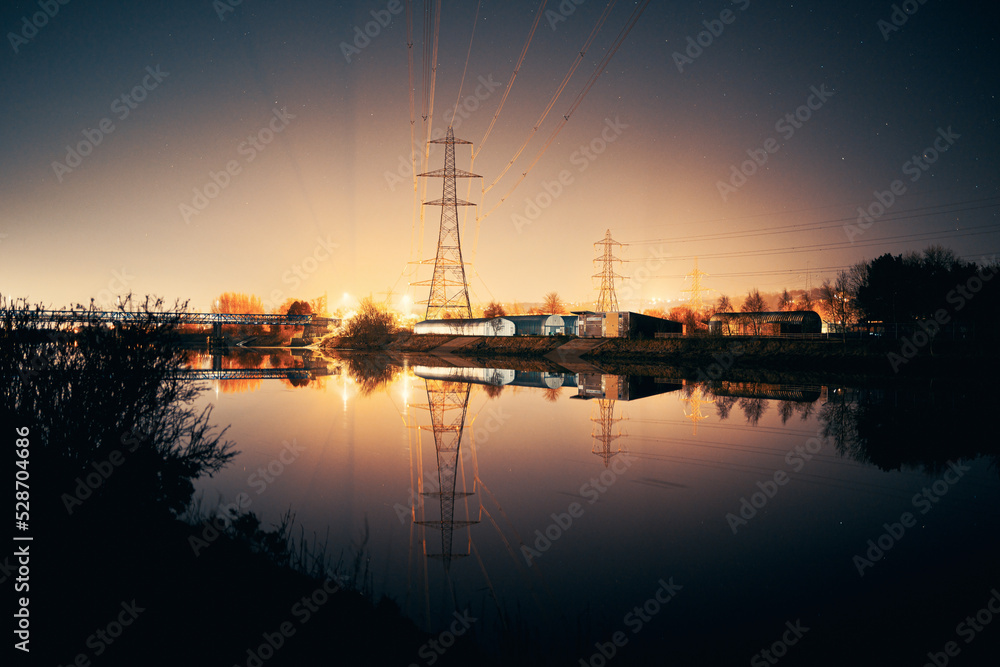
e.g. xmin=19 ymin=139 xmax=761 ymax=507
xmin=593 ymin=229 xmax=624 ymax=312
xmin=681 ymin=257 xmax=709 ymax=312
xmin=417 ymin=127 xmax=481 ymax=320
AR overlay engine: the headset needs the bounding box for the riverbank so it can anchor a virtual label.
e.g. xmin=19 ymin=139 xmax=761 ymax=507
xmin=322 ymin=332 xmax=1000 ymax=378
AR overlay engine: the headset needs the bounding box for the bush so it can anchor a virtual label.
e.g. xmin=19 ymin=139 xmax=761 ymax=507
xmin=343 ymin=297 xmax=396 ymax=348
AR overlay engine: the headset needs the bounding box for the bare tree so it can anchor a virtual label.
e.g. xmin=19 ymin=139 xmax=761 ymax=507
xmin=543 ymin=292 xmax=565 ymax=314
xmin=740 ymin=288 xmax=767 ymax=334
xmin=483 ymin=301 xmax=506 ymax=319
xmin=716 ymin=294 xmax=733 ymax=312
xmin=819 ymin=270 xmax=860 ymax=337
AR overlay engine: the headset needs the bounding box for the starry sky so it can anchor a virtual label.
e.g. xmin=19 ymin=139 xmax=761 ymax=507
xmin=1 ymin=0 xmax=997 ymax=313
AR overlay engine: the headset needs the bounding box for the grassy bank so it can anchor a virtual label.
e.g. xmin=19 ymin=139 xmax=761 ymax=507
xmin=328 ymin=332 xmax=1000 ymax=378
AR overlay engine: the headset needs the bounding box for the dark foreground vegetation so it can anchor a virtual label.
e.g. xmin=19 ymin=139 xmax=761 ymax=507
xmin=2 ymin=295 xmax=491 ymax=666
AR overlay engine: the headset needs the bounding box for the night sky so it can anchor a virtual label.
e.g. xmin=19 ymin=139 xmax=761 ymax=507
xmin=1 ymin=0 xmax=997 ymax=312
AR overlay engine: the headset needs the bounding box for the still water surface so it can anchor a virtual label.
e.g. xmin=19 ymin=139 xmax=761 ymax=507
xmin=187 ymin=350 xmax=1000 ymax=665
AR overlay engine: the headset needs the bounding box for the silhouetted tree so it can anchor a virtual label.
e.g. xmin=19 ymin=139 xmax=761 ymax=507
xmin=740 ymin=289 xmax=767 ymax=334
xmin=779 ymin=289 xmax=794 ymax=311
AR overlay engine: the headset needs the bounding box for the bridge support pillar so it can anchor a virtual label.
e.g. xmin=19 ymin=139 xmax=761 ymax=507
xmin=209 ymin=322 xmax=226 ymax=349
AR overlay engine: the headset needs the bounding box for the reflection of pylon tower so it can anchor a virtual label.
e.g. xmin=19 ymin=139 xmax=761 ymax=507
xmin=681 ymin=257 xmax=709 ymax=312
xmin=682 ymin=384 xmax=714 ymax=435
xmin=414 ymin=379 xmax=478 ymax=570
xmin=590 ymin=397 xmax=626 ymax=467
xmin=593 ymin=229 xmax=624 ymax=312
xmin=417 ymin=127 xmax=482 ymax=320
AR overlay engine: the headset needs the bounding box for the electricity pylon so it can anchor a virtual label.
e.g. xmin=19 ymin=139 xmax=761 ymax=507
xmin=593 ymin=229 xmax=624 ymax=312
xmin=417 ymin=127 xmax=481 ymax=320
xmin=681 ymin=257 xmax=709 ymax=312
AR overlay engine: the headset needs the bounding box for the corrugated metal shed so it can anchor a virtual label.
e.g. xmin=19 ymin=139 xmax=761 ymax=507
xmin=708 ymin=311 xmax=822 ymax=335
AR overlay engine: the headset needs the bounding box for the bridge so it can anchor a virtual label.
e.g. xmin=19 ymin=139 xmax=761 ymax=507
xmin=7 ymin=310 xmax=341 ymax=342
xmin=176 ymin=367 xmax=339 ymax=381
xmin=13 ymin=310 xmax=339 ymax=326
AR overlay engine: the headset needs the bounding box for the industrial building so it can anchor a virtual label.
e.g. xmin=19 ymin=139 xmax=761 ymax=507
xmin=708 ymin=311 xmax=823 ymax=336
xmin=574 ymin=311 xmax=682 ymax=338
xmin=414 ymin=311 xmax=680 ymax=339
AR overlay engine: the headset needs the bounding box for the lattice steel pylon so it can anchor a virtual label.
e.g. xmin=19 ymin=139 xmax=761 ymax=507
xmin=417 ymin=127 xmax=481 ymax=320
xmin=414 ymin=379 xmax=478 ymax=571
xmin=681 ymin=257 xmax=710 ymax=312
xmin=593 ymin=229 xmax=624 ymax=312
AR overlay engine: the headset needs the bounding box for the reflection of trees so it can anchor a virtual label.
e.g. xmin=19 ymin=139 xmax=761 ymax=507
xmin=344 ymin=353 xmax=399 ymax=395
xmin=483 ymin=382 xmax=505 ymax=399
xmin=777 ymin=399 xmax=816 ymax=424
xmin=738 ymin=397 xmax=767 ymax=425
xmin=818 ymin=386 xmax=1000 ymax=477
xmin=716 ymin=395 xmax=738 ymax=420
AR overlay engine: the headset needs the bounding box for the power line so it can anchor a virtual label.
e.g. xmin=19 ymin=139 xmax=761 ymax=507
xmin=483 ymin=0 xmax=619 ymax=195
xmin=478 ymin=0 xmax=652 ymax=224
xmin=625 ymin=196 xmax=1000 ymax=245
xmin=475 ymin=0 xmax=549 ymax=157
xmin=643 ymin=222 xmax=1000 ymax=262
